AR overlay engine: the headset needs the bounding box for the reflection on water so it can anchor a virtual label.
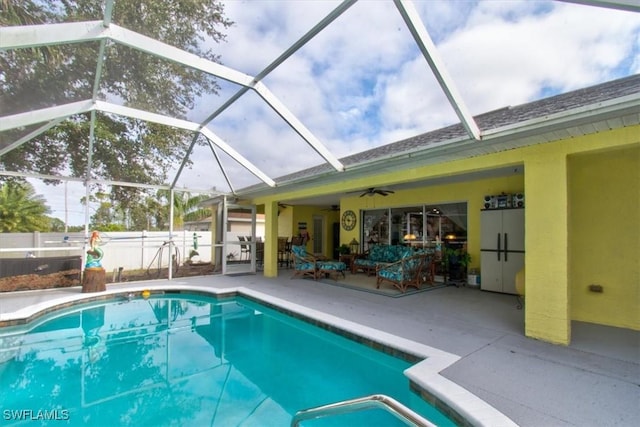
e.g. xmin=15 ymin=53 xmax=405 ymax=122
xmin=0 ymin=296 xmax=454 ymax=426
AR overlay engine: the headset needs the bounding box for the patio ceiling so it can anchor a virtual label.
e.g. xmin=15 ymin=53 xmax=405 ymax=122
xmin=1 ymin=0 xmax=639 ymax=206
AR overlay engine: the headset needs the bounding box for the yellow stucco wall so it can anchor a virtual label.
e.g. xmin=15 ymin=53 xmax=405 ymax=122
xmin=256 ymin=124 xmax=640 ymax=344
xmin=524 ymin=150 xmax=570 ymax=343
xmin=568 ymin=145 xmax=640 ymax=330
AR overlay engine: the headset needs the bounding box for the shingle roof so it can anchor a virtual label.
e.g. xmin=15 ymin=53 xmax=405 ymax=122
xmin=269 ymin=73 xmax=640 ymax=186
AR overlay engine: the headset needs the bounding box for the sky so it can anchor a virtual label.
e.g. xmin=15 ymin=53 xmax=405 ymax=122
xmin=28 ymin=0 xmax=640 ymax=226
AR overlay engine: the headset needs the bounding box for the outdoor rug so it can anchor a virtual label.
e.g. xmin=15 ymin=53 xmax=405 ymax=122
xmin=317 ymin=272 xmax=448 ymax=298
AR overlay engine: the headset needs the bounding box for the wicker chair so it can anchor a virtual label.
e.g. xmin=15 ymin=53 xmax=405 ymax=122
xmin=290 ymin=245 xmax=319 ymax=280
xmin=376 ymin=254 xmax=430 ymax=293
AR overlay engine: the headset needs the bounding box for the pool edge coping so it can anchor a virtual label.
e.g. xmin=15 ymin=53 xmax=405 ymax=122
xmin=0 ymin=283 xmax=518 ymax=427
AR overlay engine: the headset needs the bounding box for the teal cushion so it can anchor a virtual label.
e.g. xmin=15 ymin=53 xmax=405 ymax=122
xmin=295 ymin=262 xmax=315 ymax=270
xmin=318 ymin=261 xmax=346 ymax=271
xmin=291 ymin=245 xmax=307 ymax=257
xmin=378 ymin=264 xmax=403 ymax=281
xmin=354 ymin=259 xmax=377 ymax=268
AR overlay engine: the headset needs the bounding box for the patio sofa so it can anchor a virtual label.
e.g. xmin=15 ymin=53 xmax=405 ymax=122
xmin=353 ymin=244 xmax=414 ymax=276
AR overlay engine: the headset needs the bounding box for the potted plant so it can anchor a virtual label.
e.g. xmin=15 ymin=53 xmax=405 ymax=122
xmin=442 ymin=247 xmax=471 ymax=282
xmin=338 ymin=244 xmax=351 ymax=255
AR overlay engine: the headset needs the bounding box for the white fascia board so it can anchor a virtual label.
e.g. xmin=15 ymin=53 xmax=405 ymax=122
xmin=0 ymin=100 xmax=93 ymax=131
xmin=200 ymin=128 xmax=276 ymax=187
xmin=394 ymin=0 xmax=481 ymax=141
xmin=482 ymin=92 xmax=640 ymax=140
xmin=555 ymin=0 xmax=640 ymax=12
xmin=253 ymin=81 xmax=345 ymax=172
xmin=107 ymin=25 xmax=255 ymax=87
xmin=94 ymin=101 xmax=200 ymax=131
xmin=0 ymin=21 xmax=108 ymax=49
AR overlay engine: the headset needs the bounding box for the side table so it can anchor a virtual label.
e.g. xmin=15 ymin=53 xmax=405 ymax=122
xmin=339 ymin=254 xmax=357 ymax=274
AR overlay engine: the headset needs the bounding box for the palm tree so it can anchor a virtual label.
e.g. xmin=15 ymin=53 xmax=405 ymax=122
xmin=0 ymin=181 xmax=51 ymax=232
xmin=158 ymin=190 xmax=210 ymax=230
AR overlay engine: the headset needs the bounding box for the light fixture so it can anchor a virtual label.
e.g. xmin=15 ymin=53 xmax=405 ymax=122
xmin=403 ymin=233 xmax=417 ymax=241
xmin=349 ymin=238 xmax=359 ymax=254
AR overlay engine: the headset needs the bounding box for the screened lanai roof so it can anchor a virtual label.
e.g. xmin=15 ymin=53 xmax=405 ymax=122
xmin=1 ymin=0 xmax=639 ymax=214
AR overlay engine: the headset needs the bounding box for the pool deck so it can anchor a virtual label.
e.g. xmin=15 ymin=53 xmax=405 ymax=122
xmin=0 ymin=272 xmax=638 ymax=427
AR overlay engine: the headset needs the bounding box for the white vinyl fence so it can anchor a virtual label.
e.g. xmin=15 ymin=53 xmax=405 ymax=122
xmin=0 ymin=231 xmax=212 ymax=274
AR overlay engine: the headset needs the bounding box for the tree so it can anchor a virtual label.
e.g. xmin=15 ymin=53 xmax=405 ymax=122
xmin=158 ymin=190 xmax=210 ymax=230
xmin=0 ymin=181 xmax=51 ymax=232
xmin=0 ymin=0 xmax=233 ymax=207
xmin=48 ymin=217 xmax=66 ymax=232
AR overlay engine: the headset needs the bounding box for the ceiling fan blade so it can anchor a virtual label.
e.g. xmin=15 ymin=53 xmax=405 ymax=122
xmin=322 ymin=205 xmax=340 ymax=211
xmin=372 ymin=189 xmax=394 ymax=196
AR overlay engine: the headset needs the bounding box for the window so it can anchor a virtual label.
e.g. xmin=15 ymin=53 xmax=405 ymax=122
xmin=361 ymin=202 xmax=467 ymax=251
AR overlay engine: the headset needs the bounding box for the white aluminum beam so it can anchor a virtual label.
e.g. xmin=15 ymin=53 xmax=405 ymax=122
xmin=103 ymin=0 xmax=115 ymax=26
xmin=86 ymin=110 xmax=97 ymax=182
xmin=0 ymin=22 xmax=255 ymax=88
xmin=0 ymin=100 xmax=93 ymax=131
xmin=94 ymin=100 xmax=201 ymax=131
xmin=1 ymin=100 xmax=275 ymax=187
xmin=0 ymin=21 xmax=107 ymax=49
xmin=170 ymin=133 xmax=206 ymax=190
xmin=254 ymin=81 xmax=345 ymax=172
xmin=206 ymin=139 xmax=236 ymax=194
xmin=394 ymin=0 xmax=482 ymax=141
xmin=0 ymin=170 xmax=86 ymax=182
xmin=197 ymin=1 xmax=355 ymax=172
xmin=94 ymin=101 xmax=276 ymax=187
xmin=0 ymin=118 xmax=65 ymax=156
xmin=198 ymin=0 xmax=357 ymax=127
xmin=106 ymin=25 xmax=255 ymax=87
xmin=111 ymin=20 xmax=345 ymax=172
xmin=201 ymin=128 xmax=276 ymax=187
xmin=0 ymin=170 xmax=223 ymax=195
xmin=2 ymin=19 xmax=346 ymax=173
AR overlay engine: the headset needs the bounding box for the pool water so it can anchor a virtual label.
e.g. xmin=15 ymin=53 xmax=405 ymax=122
xmin=0 ymin=294 xmax=454 ymax=426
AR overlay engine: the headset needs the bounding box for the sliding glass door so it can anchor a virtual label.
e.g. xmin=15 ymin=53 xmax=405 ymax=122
xmin=360 ymin=202 xmax=468 ymax=251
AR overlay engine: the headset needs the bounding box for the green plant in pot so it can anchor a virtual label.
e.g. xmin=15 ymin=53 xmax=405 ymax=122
xmin=338 ymin=244 xmax=351 ymax=255
xmin=442 ymin=247 xmax=471 ymax=280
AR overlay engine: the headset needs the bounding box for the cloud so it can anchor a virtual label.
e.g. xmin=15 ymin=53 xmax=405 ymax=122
xmin=26 ymin=0 xmax=640 ymax=221
xmin=180 ymin=0 xmax=640 ymax=192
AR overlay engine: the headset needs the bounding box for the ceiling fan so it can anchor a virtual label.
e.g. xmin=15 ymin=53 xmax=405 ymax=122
xmin=351 ymin=187 xmax=395 ymax=197
xmin=322 ymin=205 xmax=341 ymax=211
xmin=277 ymin=202 xmax=292 ymax=216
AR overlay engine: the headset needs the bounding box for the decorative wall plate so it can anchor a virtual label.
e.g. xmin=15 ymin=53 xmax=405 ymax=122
xmin=341 ymin=210 xmax=357 ymax=231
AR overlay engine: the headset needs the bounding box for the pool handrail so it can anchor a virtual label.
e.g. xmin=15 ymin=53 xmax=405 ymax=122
xmin=291 ymin=393 xmax=437 ymax=427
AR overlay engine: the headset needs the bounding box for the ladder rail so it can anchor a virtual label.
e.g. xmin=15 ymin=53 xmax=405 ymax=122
xmin=290 ymin=394 xmax=437 ymax=427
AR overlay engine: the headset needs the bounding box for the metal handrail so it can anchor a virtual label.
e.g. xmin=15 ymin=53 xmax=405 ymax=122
xmin=290 ymin=394 xmax=437 ymax=427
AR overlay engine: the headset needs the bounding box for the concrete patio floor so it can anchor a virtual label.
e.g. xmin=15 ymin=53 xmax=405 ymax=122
xmin=0 ymin=271 xmax=638 ymax=427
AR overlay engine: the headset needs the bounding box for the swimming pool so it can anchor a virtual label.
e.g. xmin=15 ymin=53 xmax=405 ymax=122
xmin=0 ymin=292 xmax=454 ymax=426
